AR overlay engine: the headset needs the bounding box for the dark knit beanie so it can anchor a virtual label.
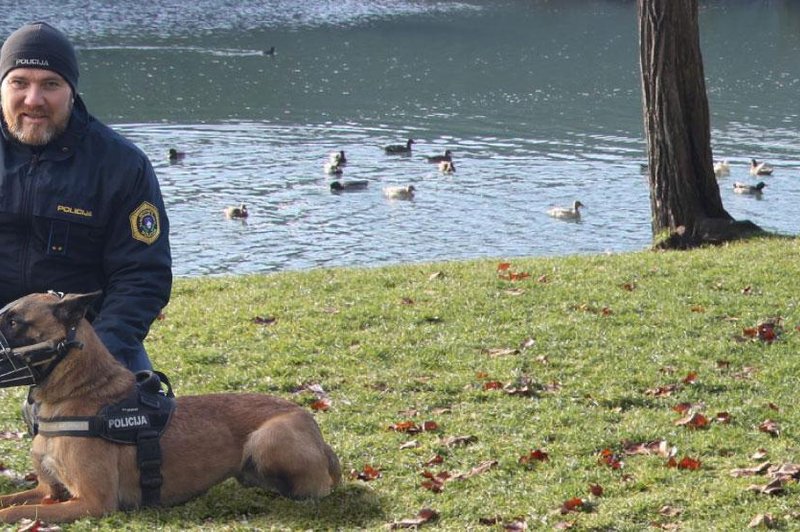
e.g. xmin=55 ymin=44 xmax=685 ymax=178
xmin=0 ymin=22 xmax=79 ymax=93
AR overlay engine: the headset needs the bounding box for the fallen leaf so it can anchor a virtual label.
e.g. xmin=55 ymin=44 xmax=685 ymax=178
xmin=730 ymin=461 xmax=772 ymax=478
xmin=351 ymin=465 xmax=381 ymax=481
xmin=622 ymin=440 xmax=674 ymax=458
xmin=768 ymin=402 xmax=779 ymax=411
xmin=424 ymin=455 xmax=444 ymax=467
xmin=440 ymin=435 xmax=478 ymax=447
xmin=747 ymin=478 xmax=784 ymax=495
xmin=682 ymin=371 xmax=698 ymax=384
xmin=621 ymin=282 xmax=636 ymax=291
xmin=759 ymin=419 xmax=780 ymax=437
xmin=452 ymin=460 xmax=498 ymax=480
xmin=715 ymin=412 xmax=732 ymax=424
xmin=598 ymin=449 xmax=624 ymax=469
xmin=690 ymin=305 xmax=705 ymax=313
xmin=309 ymin=399 xmax=331 ymax=411
xmin=519 ymin=449 xmax=550 ymax=465
xmin=644 ymin=384 xmax=680 ymax=397
xmin=677 ymin=456 xmax=701 ymax=470
xmin=497 ymin=262 xmax=512 ymax=271
xmin=503 ymin=518 xmax=528 ymax=530
xmin=399 ymin=440 xmax=419 ymax=450
xmin=483 ymin=381 xmax=504 ymax=390
xmin=483 ymin=347 xmax=520 ymax=358
xmin=748 ymin=513 xmax=777 ymax=529
xmin=389 ymin=421 xmax=418 ymax=432
xmin=400 ymin=297 xmax=415 ymax=305
xmin=559 ymin=497 xmax=585 ymax=514
xmin=251 ymin=315 xmax=277 ymax=325
xmin=390 ymin=508 xmax=439 ymax=529
xmin=751 ymin=449 xmax=769 ymax=461
xmin=675 ymin=412 xmax=709 ymax=429
xmin=659 ymin=505 xmax=682 ymax=517
xmin=519 ymin=337 xmax=536 ymax=349
xmin=588 ymin=483 xmax=603 ymax=496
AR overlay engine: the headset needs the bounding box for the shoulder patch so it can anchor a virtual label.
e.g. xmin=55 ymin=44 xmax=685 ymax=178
xmin=129 ymin=201 xmax=161 ymax=245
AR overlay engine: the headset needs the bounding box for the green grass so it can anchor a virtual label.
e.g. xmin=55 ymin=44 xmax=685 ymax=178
xmin=4 ymin=235 xmax=800 ymax=530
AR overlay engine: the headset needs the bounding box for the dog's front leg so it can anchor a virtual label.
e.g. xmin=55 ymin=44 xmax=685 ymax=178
xmin=0 ymin=495 xmax=110 ymax=523
xmin=0 ymin=483 xmax=52 ymax=508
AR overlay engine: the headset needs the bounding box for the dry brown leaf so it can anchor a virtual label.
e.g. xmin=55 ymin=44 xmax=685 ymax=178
xmin=751 ymin=449 xmax=769 ymax=461
xmin=390 ymin=508 xmax=439 ymax=529
xmin=759 ymin=419 xmax=780 ymax=437
xmin=748 ymin=513 xmax=777 ymax=529
xmin=399 ymin=440 xmax=419 ymax=450
xmin=440 ymin=435 xmax=478 ymax=447
xmin=658 ymin=505 xmax=682 ymax=517
xmin=452 ymin=460 xmax=498 ymax=480
xmin=747 ymin=478 xmax=784 ymax=495
xmin=730 ymin=461 xmax=772 ymax=478
xmin=484 ymin=347 xmax=520 ymax=358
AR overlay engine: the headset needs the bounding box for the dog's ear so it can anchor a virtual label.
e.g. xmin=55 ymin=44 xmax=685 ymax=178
xmin=53 ymin=291 xmax=102 ymax=328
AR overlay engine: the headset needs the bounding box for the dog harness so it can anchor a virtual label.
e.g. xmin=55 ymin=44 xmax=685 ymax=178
xmin=36 ymin=370 xmax=176 ymax=506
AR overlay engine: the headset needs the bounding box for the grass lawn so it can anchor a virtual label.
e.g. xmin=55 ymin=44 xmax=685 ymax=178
xmin=2 ymin=235 xmax=800 ymax=530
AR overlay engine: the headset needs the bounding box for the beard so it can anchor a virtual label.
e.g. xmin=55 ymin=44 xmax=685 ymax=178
xmin=2 ymin=99 xmax=72 ymax=146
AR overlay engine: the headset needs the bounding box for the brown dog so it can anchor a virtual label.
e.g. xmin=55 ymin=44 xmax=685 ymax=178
xmin=0 ymin=291 xmax=340 ymax=523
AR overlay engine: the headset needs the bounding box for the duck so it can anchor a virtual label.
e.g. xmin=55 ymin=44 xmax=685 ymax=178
xmin=383 ymin=185 xmax=416 ymax=200
xmin=733 ymin=181 xmax=766 ymax=194
xmin=750 ymin=159 xmax=773 ymax=176
xmin=547 ymin=200 xmax=584 ymax=220
xmin=384 ymin=139 xmax=415 ymax=154
xmin=713 ymin=160 xmax=730 ymax=178
xmin=439 ymin=160 xmax=456 ymax=173
xmin=224 ymin=204 xmax=249 ymax=219
xmin=262 ymin=46 xmax=276 ymax=56
xmin=168 ymin=148 xmax=186 ymax=162
xmin=323 ymin=160 xmax=343 ymax=175
xmin=329 ymin=150 xmax=347 ymax=166
xmin=330 ymin=180 xmax=369 ymax=193
xmin=427 ymin=150 xmax=453 ymax=163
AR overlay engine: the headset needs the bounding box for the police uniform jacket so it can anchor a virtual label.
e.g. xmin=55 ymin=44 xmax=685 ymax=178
xmin=0 ymin=95 xmax=172 ymax=368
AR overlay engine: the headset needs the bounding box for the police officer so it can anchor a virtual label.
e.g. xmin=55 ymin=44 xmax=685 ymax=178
xmin=0 ymin=22 xmax=172 ymax=372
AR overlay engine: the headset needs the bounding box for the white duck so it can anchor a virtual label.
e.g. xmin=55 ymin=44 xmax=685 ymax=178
xmin=439 ymin=160 xmax=456 ymax=173
xmin=750 ymin=159 xmax=773 ymax=176
xmin=548 ymin=200 xmax=584 ymax=220
xmin=329 ymin=150 xmax=347 ymax=166
xmin=323 ymin=160 xmax=343 ymax=175
xmin=224 ymin=204 xmax=249 ymax=219
xmin=713 ymin=160 xmax=730 ymax=178
xmin=733 ymin=181 xmax=766 ymax=194
xmin=383 ymin=185 xmax=416 ymax=200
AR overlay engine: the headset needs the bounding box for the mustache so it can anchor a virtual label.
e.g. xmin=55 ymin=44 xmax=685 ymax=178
xmin=19 ymin=108 xmax=49 ymax=118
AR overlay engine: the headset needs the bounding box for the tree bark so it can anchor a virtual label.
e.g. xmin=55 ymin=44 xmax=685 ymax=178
xmin=638 ymin=0 xmax=761 ymax=248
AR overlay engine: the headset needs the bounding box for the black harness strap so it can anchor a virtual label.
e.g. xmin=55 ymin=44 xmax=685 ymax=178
xmin=37 ymin=370 xmax=176 ymax=506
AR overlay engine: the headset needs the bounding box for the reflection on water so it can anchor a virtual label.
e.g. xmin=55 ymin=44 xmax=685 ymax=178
xmin=4 ymin=1 xmax=800 ymax=276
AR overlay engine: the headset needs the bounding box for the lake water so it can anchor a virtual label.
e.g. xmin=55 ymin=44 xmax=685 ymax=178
xmin=6 ymin=1 xmax=800 ymax=276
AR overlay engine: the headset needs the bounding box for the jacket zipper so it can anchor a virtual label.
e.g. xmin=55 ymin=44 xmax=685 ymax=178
xmin=20 ymin=153 xmax=40 ymax=294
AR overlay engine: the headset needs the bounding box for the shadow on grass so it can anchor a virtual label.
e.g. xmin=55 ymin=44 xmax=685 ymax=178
xmin=120 ymin=480 xmax=384 ymax=529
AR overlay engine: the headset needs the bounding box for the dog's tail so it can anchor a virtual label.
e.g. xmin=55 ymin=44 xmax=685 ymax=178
xmin=238 ymin=410 xmax=341 ymax=499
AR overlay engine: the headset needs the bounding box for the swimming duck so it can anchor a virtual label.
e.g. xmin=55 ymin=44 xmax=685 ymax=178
xmin=439 ymin=160 xmax=456 ymax=173
xmin=323 ymin=161 xmax=343 ymax=175
xmin=384 ymin=139 xmax=415 ymax=154
xmin=713 ymin=160 xmax=730 ymax=178
xmin=330 ymin=180 xmax=369 ymax=193
xmin=383 ymin=185 xmax=416 ymax=200
xmin=750 ymin=159 xmax=773 ymax=176
xmin=547 ymin=200 xmax=584 ymax=220
xmin=262 ymin=46 xmax=276 ymax=56
xmin=168 ymin=148 xmax=186 ymax=162
xmin=733 ymin=181 xmax=766 ymax=194
xmin=224 ymin=204 xmax=249 ymax=219
xmin=329 ymin=150 xmax=347 ymax=166
xmin=427 ymin=150 xmax=453 ymax=163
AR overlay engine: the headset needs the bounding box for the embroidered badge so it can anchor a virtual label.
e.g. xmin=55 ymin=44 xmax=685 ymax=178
xmin=129 ymin=202 xmax=161 ymax=245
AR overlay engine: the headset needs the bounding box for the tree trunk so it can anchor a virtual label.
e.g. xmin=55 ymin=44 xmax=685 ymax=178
xmin=638 ymin=0 xmax=761 ymax=248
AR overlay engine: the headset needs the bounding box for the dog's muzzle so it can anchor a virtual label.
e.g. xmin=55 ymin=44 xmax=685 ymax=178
xmin=0 ymin=328 xmax=83 ymax=388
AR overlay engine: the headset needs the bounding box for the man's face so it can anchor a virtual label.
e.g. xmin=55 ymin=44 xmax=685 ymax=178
xmin=1 ymin=68 xmax=73 ymax=146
